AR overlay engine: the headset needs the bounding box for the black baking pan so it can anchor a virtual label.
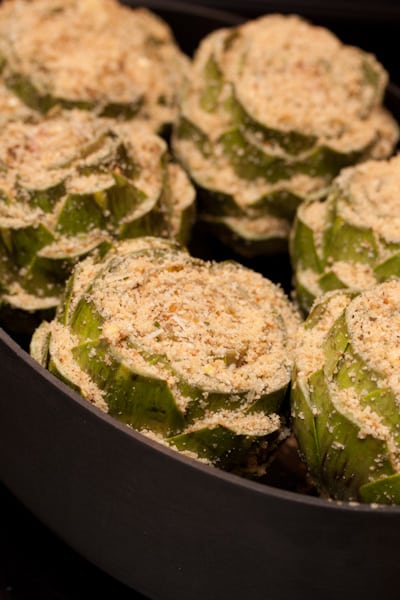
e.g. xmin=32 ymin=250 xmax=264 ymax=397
xmin=1 ymin=3 xmax=400 ymax=600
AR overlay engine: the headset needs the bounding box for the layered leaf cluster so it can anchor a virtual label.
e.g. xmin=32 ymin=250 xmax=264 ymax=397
xmin=31 ymin=237 xmax=298 ymax=472
xmin=0 ymin=114 xmax=194 ymax=316
xmin=173 ymin=15 xmax=398 ymax=256
xmin=0 ymin=0 xmax=189 ymax=134
xmin=291 ymin=155 xmax=400 ymax=313
xmin=292 ymin=285 xmax=400 ymax=504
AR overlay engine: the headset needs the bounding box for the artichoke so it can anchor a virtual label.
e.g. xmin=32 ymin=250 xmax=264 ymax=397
xmin=291 ymin=154 xmax=400 ymax=313
xmin=292 ymin=280 xmax=400 ymax=504
xmin=0 ymin=80 xmax=36 ymax=126
xmin=0 ymin=110 xmax=195 ymax=318
xmin=0 ymin=0 xmax=189 ymax=134
xmin=173 ymin=15 xmax=398 ymax=256
xmin=31 ymin=237 xmax=300 ymax=473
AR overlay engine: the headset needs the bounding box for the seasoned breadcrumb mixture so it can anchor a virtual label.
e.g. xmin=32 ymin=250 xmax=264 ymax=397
xmin=89 ymin=249 xmax=299 ymax=394
xmin=296 ymin=269 xmax=321 ymax=298
xmin=347 ymin=280 xmax=400 ymax=398
xmin=336 ymin=155 xmax=400 ymax=243
xmin=185 ymin=410 xmax=281 ymax=436
xmin=49 ymin=320 xmax=108 ymax=411
xmin=330 ymin=262 xmax=377 ymax=289
xmin=222 ymin=15 xmax=387 ymax=140
xmin=2 ymin=285 xmax=59 ymax=310
xmin=180 ymin=14 xmax=396 ymax=153
xmin=0 ymin=0 xmax=189 ymax=130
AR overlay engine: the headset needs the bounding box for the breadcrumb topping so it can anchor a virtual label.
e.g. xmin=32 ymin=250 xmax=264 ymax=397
xmin=222 ymin=14 xmax=387 ymax=140
xmin=336 ymin=155 xmax=400 ymax=243
xmin=89 ymin=246 xmax=299 ymax=395
xmin=295 ymin=291 xmax=352 ymax=378
xmin=347 ymin=280 xmax=400 ymax=398
xmin=0 ymin=0 xmax=189 ymax=131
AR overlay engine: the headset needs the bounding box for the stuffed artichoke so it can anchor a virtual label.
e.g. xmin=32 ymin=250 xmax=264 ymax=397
xmin=291 ymin=154 xmax=400 ymax=313
xmin=0 ymin=0 xmax=189 ymax=133
xmin=173 ymin=14 xmax=398 ymax=256
xmin=0 ymin=111 xmax=195 ymax=317
xmin=31 ymin=237 xmax=300 ymax=473
xmin=292 ymin=280 xmax=400 ymax=504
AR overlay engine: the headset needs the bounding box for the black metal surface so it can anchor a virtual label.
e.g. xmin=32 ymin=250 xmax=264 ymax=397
xmin=0 ymin=483 xmax=146 ymax=599
xmin=1 ymin=328 xmax=400 ymax=600
xmin=1 ymin=2 xmax=400 ymax=599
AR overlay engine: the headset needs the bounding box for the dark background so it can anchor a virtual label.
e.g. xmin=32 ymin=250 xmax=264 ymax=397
xmin=1 ymin=1 xmax=400 ymax=599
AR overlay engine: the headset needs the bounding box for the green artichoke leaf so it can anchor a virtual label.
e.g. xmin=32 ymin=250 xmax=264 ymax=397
xmin=245 ymin=385 xmax=288 ymax=416
xmin=168 ymin=425 xmax=267 ymax=468
xmin=118 ymin=209 xmax=165 ymax=240
xmin=291 ymin=375 xmax=321 ymax=477
xmin=132 ymin=345 xmax=279 ymax=421
xmin=6 ymin=71 xmax=143 ymax=119
xmin=30 ymin=321 xmax=51 ymax=368
xmin=251 ymin=189 xmax=305 ymax=221
xmin=72 ymin=339 xmax=185 ymax=436
xmin=310 ymin=369 xmax=395 ymax=500
xmin=335 ymin=346 xmax=378 ymax=396
xmin=23 ymin=254 xmax=78 ymax=298
xmin=180 ymin=379 xmax=285 ymax=423
xmin=219 ymin=128 xmax=291 ymax=182
xmin=8 ymin=224 xmax=54 ymax=267
xmin=173 ymin=116 xmax=213 ymax=158
xmin=303 ymin=290 xmax=356 ymax=331
xmin=298 ymin=144 xmax=364 ymax=179
xmin=290 ymin=213 xmax=322 ymax=273
xmin=322 ymin=217 xmax=378 ymax=265
xmin=18 ymin=180 xmax=67 ymax=213
xmin=294 ymin=278 xmax=319 ymax=316
xmin=374 ymin=254 xmax=400 ymax=282
xmin=56 ymin=193 xmax=106 ymax=235
xmin=196 ymin=186 xmax=244 ymax=218
xmin=334 ymin=344 xmax=400 ymax=448
xmin=79 ymin=141 xmax=141 ymax=181
xmin=200 ymin=185 xmax=304 ymax=221
xmin=220 ymin=124 xmax=368 ymax=183
xmin=5 ymin=72 xmax=94 ymax=113
xmin=323 ymin=311 xmax=349 ymax=379
xmin=318 ymin=270 xmax=347 ymax=294
xmin=48 ymin=355 xmax=83 ymax=396
xmin=0 ymin=235 xmax=14 ymax=290
xmin=108 ymin=174 xmax=148 ymax=226
xmin=99 ymin=98 xmax=143 ymax=120
xmin=69 ymin=298 xmax=104 ymax=343
xmin=226 ymin=93 xmax=317 ymax=156
xmin=57 ymin=270 xmax=77 ymax=326
xmin=359 ymin=473 xmax=400 ymax=505
xmin=200 ymin=55 xmax=223 ymax=113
